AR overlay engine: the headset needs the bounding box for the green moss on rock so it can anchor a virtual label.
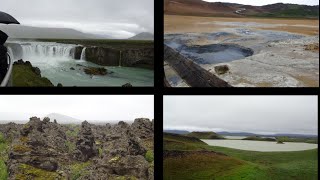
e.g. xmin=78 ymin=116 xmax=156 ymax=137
xmin=12 ymin=145 xmax=31 ymax=153
xmin=16 ymin=164 xmax=60 ymax=180
xmin=13 ymin=64 xmax=54 ymax=87
xmin=70 ymin=161 xmax=91 ymax=180
xmin=145 ymin=150 xmax=154 ymax=163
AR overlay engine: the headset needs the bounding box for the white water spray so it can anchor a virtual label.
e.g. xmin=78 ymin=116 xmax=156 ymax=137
xmin=20 ymin=42 xmax=76 ymax=60
xmin=80 ymin=47 xmax=86 ymax=61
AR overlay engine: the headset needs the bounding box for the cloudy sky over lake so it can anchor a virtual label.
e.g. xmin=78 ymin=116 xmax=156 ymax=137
xmin=0 ymin=95 xmax=153 ymax=122
xmin=0 ymin=0 xmax=154 ymax=38
xmin=164 ymin=96 xmax=317 ymax=135
xmin=204 ymin=0 xmax=319 ymax=6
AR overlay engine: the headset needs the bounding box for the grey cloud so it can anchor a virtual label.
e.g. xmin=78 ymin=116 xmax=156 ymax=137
xmin=0 ymin=95 xmax=154 ymax=121
xmin=164 ymin=96 xmax=317 ymax=135
xmin=0 ymin=0 xmax=154 ymax=38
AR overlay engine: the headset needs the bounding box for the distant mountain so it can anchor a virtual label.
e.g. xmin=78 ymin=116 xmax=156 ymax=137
xmin=164 ymin=0 xmax=319 ymax=18
xmin=129 ymin=32 xmax=154 ymax=40
xmin=164 ymin=130 xmax=189 ymax=134
xmin=218 ymin=131 xmax=318 ymax=138
xmin=0 ymin=25 xmax=108 ymax=39
xmin=45 ymin=113 xmax=82 ymax=124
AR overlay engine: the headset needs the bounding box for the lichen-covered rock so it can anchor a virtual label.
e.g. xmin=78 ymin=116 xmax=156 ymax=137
xmin=3 ymin=117 xmax=154 ymax=180
xmin=7 ymin=116 xmax=69 ymax=179
xmin=73 ymin=121 xmax=98 ymax=162
xmin=130 ymin=118 xmax=153 ymax=139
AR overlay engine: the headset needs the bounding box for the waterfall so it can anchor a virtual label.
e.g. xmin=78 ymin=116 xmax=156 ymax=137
xmin=80 ymin=47 xmax=86 ymax=61
xmin=20 ymin=42 xmax=76 ymax=60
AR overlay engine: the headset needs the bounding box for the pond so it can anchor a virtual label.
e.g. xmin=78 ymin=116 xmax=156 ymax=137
xmin=202 ymin=139 xmax=318 ymax=152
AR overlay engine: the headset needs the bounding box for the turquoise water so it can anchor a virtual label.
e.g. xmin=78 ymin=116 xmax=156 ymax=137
xmin=33 ymin=58 xmax=154 ymax=87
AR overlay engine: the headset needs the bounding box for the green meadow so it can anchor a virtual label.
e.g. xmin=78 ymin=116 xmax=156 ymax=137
xmin=164 ymin=133 xmax=318 ymax=180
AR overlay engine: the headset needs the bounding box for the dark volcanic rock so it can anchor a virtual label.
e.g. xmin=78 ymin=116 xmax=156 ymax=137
xmin=214 ymin=65 xmax=230 ymax=75
xmin=122 ymin=83 xmax=133 ymax=87
xmin=5 ymin=117 xmax=154 ymax=180
xmin=7 ymin=116 xmax=68 ymax=179
xmin=84 ymin=67 xmax=108 ymax=76
xmin=73 ymin=121 xmax=98 ymax=162
xmin=86 ymin=47 xmax=120 ymax=66
xmin=130 ymin=118 xmax=154 ymax=139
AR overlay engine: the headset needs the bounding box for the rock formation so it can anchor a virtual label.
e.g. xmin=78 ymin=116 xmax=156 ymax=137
xmin=2 ymin=117 xmax=154 ymax=179
xmin=73 ymin=121 xmax=98 ymax=162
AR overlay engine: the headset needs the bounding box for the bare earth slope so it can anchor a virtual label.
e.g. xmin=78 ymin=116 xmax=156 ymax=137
xmin=164 ymin=0 xmax=319 ymax=19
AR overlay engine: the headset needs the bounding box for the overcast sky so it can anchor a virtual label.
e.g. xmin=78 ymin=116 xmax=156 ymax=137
xmin=204 ymin=0 xmax=319 ymax=6
xmin=0 ymin=95 xmax=153 ymax=122
xmin=0 ymin=0 xmax=154 ymax=38
xmin=164 ymin=96 xmax=318 ymax=135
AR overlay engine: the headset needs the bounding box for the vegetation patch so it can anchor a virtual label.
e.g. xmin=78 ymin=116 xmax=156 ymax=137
xmin=0 ymin=133 xmax=9 ymax=180
xmin=109 ymin=156 xmax=121 ymax=163
xmin=145 ymin=150 xmax=154 ymax=163
xmin=70 ymin=161 xmax=91 ymax=180
xmin=65 ymin=141 xmax=76 ymax=153
xmin=164 ymin=133 xmax=318 ymax=180
xmin=16 ymin=164 xmax=60 ymax=180
xmin=13 ymin=64 xmax=54 ymax=87
xmin=98 ymin=148 xmax=103 ymax=157
xmin=12 ymin=144 xmax=32 ymax=153
xmin=243 ymin=136 xmax=276 ymax=141
xmin=20 ymin=136 xmax=29 ymax=143
xmin=187 ymin=131 xmax=225 ymax=139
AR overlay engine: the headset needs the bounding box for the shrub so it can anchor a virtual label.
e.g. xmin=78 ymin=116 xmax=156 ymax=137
xmin=145 ymin=150 xmax=154 ymax=163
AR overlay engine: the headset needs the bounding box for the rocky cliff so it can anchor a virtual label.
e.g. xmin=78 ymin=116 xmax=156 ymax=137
xmin=75 ymin=46 xmax=154 ymax=69
xmin=1 ymin=117 xmax=154 ymax=179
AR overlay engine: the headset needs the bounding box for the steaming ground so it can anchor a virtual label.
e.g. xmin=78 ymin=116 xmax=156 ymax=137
xmin=164 ymin=15 xmax=319 ymax=87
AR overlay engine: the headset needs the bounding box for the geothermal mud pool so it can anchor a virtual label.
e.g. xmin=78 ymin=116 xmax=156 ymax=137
xmin=164 ymin=24 xmax=319 ymax=87
xmin=7 ymin=41 xmax=154 ymax=86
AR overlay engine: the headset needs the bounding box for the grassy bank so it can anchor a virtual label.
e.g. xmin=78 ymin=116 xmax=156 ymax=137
xmin=0 ymin=133 xmax=9 ymax=180
xmin=164 ymin=133 xmax=318 ymax=180
xmin=12 ymin=64 xmax=54 ymax=87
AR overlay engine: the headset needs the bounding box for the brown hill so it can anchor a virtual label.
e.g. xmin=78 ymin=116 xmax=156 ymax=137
xmin=164 ymin=0 xmax=240 ymax=17
xmin=164 ymin=0 xmax=319 ymax=18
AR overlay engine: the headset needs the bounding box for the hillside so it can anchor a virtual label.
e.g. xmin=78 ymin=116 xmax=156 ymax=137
xmin=0 ymin=25 xmax=106 ymax=39
xmin=164 ymin=129 xmax=189 ymax=134
xmin=242 ymin=136 xmax=276 ymax=141
xmin=187 ymin=131 xmax=225 ymax=139
xmin=45 ymin=113 xmax=81 ymax=124
xmin=164 ymin=0 xmax=319 ymax=18
xmin=163 ymin=132 xmax=318 ymax=179
xmin=129 ymin=32 xmax=154 ymax=40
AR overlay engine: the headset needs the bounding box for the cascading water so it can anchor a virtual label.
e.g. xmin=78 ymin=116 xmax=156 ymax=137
xmin=20 ymin=42 xmax=76 ymax=60
xmin=80 ymin=47 xmax=86 ymax=61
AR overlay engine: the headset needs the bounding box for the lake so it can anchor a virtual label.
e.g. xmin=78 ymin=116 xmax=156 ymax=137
xmin=202 ymin=139 xmax=318 ymax=152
